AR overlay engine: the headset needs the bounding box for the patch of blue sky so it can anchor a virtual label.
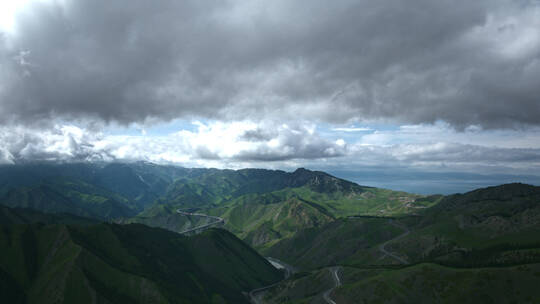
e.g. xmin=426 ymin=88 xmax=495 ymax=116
xmin=316 ymin=122 xmax=400 ymax=143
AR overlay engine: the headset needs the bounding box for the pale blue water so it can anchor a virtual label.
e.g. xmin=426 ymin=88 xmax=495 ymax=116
xmin=327 ymin=170 xmax=540 ymax=195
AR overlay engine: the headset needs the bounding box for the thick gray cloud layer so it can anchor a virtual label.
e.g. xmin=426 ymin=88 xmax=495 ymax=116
xmin=0 ymin=0 xmax=539 ymax=128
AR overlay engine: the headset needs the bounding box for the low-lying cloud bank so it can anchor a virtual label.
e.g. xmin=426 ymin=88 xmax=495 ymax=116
xmin=1 ymin=122 xmax=539 ymax=177
xmin=0 ymin=122 xmax=346 ymax=165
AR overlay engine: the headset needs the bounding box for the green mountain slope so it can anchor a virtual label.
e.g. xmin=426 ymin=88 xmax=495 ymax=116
xmin=333 ymin=263 xmax=540 ymax=304
xmin=217 ymin=195 xmax=335 ymax=250
xmin=0 ymin=179 xmax=137 ymax=220
xmin=262 ymin=263 xmax=540 ymax=304
xmin=262 ymin=268 xmax=337 ymax=303
xmin=2 ymin=164 xmax=540 ymax=303
xmin=386 ymin=183 xmax=540 ymax=266
xmin=0 ymin=212 xmax=281 ymax=303
xmin=262 ymin=183 xmax=540 ymax=271
xmin=160 ymin=167 xmax=374 ymax=209
xmin=139 ymin=183 xmax=422 ymax=250
xmin=257 ymin=183 xmax=540 ymax=303
xmin=0 ymin=163 xmax=423 ymax=246
xmin=138 ymin=167 xmax=422 ymax=249
xmin=0 ymin=162 xmax=191 ymax=218
xmin=91 ymin=162 xmax=187 ymax=209
xmin=0 ymin=206 xmax=97 ymax=226
xmin=264 ymin=217 xmax=405 ymax=269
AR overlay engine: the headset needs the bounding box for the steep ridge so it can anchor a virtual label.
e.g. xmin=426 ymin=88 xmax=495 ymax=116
xmin=0 ymin=208 xmax=282 ymax=304
xmin=160 ymin=167 xmax=369 ymax=209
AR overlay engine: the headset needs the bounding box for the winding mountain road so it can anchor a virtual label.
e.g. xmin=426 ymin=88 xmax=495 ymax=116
xmin=378 ymin=220 xmax=410 ymax=264
xmin=318 ymin=220 xmax=410 ymax=304
xmin=176 ymin=209 xmax=225 ymax=234
xmin=176 ymin=210 xmax=408 ymax=303
xmin=266 ymin=257 xmax=295 ymax=279
xmin=175 ymin=210 xmax=294 ymax=304
xmin=248 ymin=258 xmax=295 ymax=304
xmin=323 ymin=267 xmax=341 ymax=304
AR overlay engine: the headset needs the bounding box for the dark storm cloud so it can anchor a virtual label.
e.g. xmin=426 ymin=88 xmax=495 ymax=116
xmin=0 ymin=0 xmax=539 ymax=128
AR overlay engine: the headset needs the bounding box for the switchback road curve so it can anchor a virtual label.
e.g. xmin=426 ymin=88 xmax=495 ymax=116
xmin=176 ymin=209 xmax=225 ymax=234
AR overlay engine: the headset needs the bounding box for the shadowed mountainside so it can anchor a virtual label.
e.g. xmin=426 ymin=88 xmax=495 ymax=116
xmin=0 ymin=207 xmax=281 ymax=304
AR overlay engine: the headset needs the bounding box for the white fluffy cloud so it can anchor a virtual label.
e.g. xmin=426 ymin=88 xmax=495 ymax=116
xmin=0 ymin=121 xmax=346 ymax=167
xmin=1 ymin=121 xmax=539 ymax=176
xmin=0 ymin=124 xmax=111 ymax=163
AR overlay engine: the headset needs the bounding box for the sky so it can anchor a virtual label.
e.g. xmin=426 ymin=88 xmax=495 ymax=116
xmin=0 ymin=0 xmax=539 ymax=194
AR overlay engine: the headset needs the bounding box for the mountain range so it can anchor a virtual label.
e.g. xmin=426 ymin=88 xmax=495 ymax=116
xmin=0 ymin=162 xmax=539 ymax=303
